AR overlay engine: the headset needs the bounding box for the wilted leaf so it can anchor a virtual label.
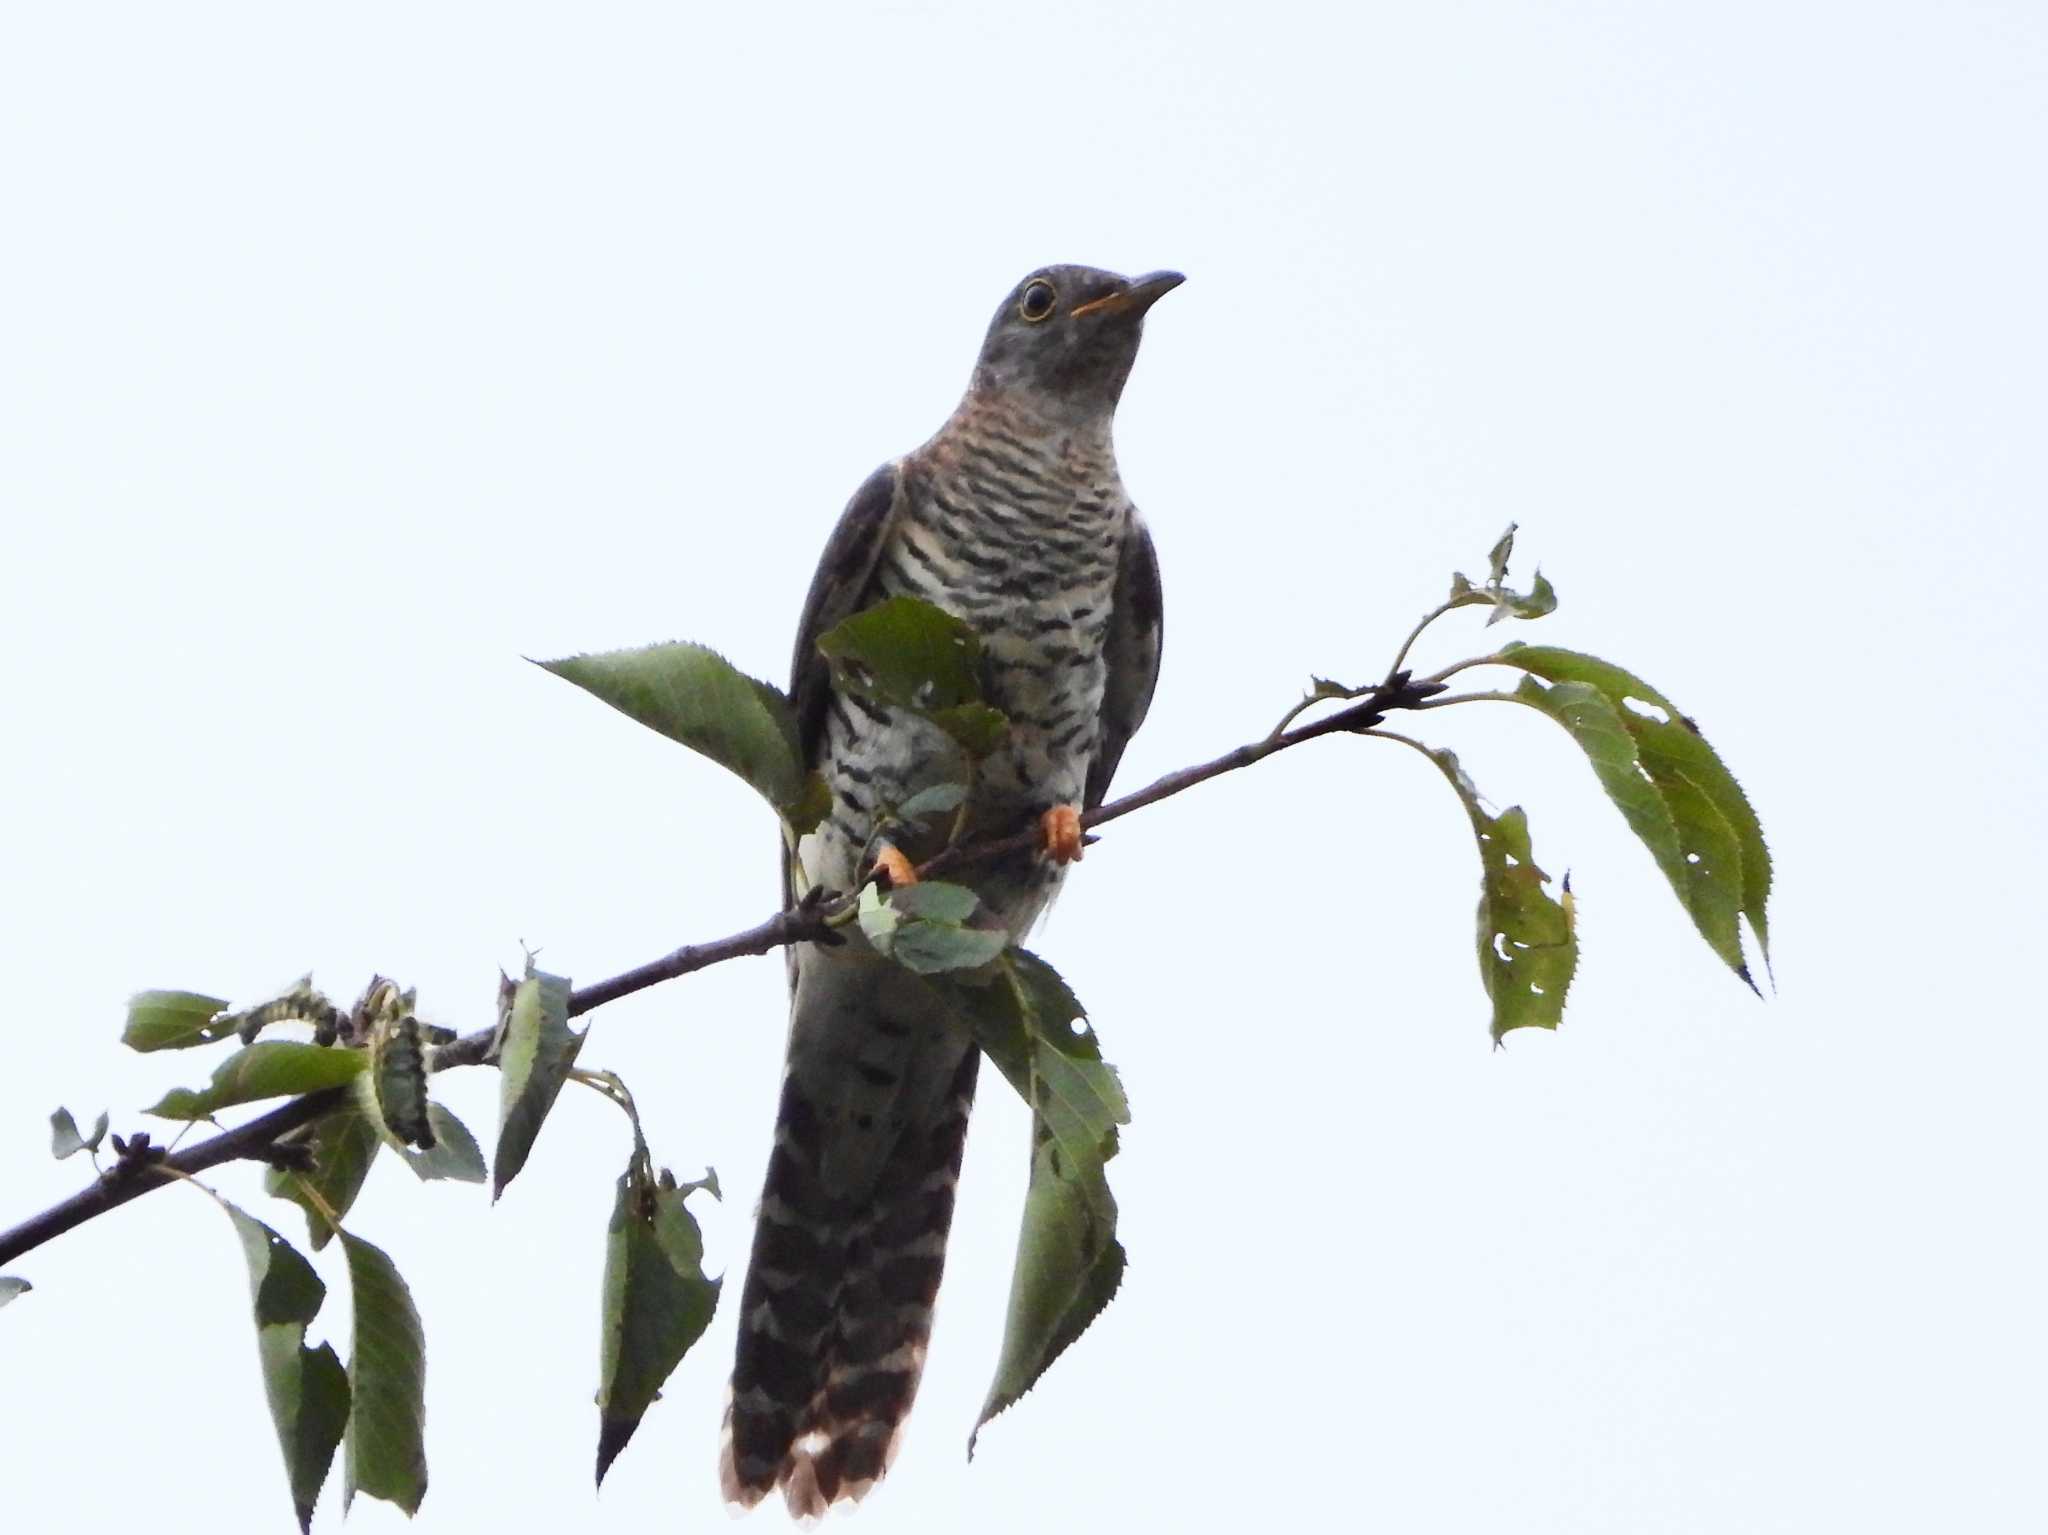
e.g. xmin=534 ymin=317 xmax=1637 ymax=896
xmin=538 ymin=643 xmax=812 ymax=828
xmin=1446 ymin=523 xmax=1558 ymax=626
xmin=594 ymin=1166 xmax=722 ymax=1485
xmin=0 ymin=1276 xmax=31 ymax=1308
xmin=266 ymin=1107 xmax=382 ymax=1252
xmin=146 ymin=1042 xmax=368 ymax=1121
xmin=341 ymin=1231 xmax=428 ymax=1517
xmin=122 ymin=990 xmax=233 ymax=1052
xmin=1500 ymin=643 xmax=1770 ymax=975
xmin=1423 ymin=747 xmax=1578 ymax=1041
xmin=939 ymin=952 xmax=1129 ymax=1449
xmin=222 ymin=1200 xmax=351 ymax=1533
xmin=493 ymin=967 xmax=583 ymax=1200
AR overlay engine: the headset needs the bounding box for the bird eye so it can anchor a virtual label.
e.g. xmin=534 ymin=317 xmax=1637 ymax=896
xmin=1018 ymin=279 xmax=1057 ymax=322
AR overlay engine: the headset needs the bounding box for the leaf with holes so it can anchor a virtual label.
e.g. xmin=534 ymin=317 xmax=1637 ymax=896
xmin=340 ymin=1230 xmax=428 ymax=1517
xmin=145 ymin=1042 xmax=368 ymax=1121
xmin=595 ymin=1164 xmax=721 ymax=1485
xmin=538 ymin=643 xmax=821 ymax=833
xmin=1500 ymin=643 xmax=1770 ymax=977
xmin=1423 ymin=746 xmax=1578 ymax=1041
xmin=494 ymin=966 xmax=584 ymax=1200
xmin=939 ymin=951 xmax=1129 ymax=1448
xmin=122 ymin=990 xmax=233 ymax=1052
xmin=266 ymin=1106 xmax=383 ymax=1252
xmin=221 ymin=1201 xmax=351 ymax=1534
xmin=816 ymin=595 xmax=1011 ymax=757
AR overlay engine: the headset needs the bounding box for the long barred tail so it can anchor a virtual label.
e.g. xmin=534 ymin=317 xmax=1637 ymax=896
xmin=721 ymin=1047 xmax=980 ymax=1517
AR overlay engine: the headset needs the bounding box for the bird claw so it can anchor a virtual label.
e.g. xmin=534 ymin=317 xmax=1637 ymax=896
xmin=872 ymin=843 xmax=919 ymax=890
xmin=1037 ymin=805 xmax=1085 ymax=865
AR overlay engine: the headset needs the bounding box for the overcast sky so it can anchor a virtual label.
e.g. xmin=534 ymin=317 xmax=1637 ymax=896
xmin=3 ymin=4 xmax=2043 ymax=1532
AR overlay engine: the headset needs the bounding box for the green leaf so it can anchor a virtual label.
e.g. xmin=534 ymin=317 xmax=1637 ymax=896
xmin=538 ymin=643 xmax=813 ymax=827
xmin=1499 ymin=643 xmax=1771 ymax=975
xmin=145 ymin=1041 xmax=368 ymax=1121
xmin=397 ymin=1103 xmax=487 ymax=1185
xmin=341 ymin=1230 xmax=428 ymax=1518
xmin=1422 ymin=747 xmax=1578 ymax=1041
xmin=122 ymin=990 xmax=233 ymax=1051
xmin=493 ymin=966 xmax=584 ymax=1200
xmin=222 ymin=1201 xmax=351 ymax=1534
xmin=0 ymin=1276 xmax=31 ymax=1308
xmin=860 ymin=882 xmax=1011 ymax=975
xmin=890 ymin=881 xmax=981 ymax=923
xmin=266 ymin=1106 xmax=382 ymax=1252
xmin=895 ymin=782 xmax=968 ymax=822
xmin=815 ymin=595 xmax=1011 ymax=756
xmin=938 ymin=952 xmax=1129 ymax=1449
xmin=595 ymin=1165 xmax=722 ymax=1485
xmin=49 ymin=1107 xmax=106 ymax=1160
xmin=1448 ymin=523 xmax=1558 ymax=626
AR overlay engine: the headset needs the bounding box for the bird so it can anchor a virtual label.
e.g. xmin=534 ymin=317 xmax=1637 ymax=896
xmin=719 ymin=265 xmax=1178 ymax=1517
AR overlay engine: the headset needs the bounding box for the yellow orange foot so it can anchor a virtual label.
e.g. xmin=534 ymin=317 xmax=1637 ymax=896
xmin=1038 ymin=804 xmax=1085 ymax=865
xmin=872 ymin=842 xmax=919 ymax=889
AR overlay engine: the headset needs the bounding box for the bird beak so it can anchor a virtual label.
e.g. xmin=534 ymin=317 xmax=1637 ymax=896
xmin=1068 ymin=270 xmax=1185 ymax=321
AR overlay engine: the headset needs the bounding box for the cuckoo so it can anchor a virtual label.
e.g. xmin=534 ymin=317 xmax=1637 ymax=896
xmin=720 ymin=264 xmax=1178 ymax=1517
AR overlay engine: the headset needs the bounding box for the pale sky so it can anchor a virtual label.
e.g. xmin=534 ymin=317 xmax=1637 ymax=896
xmin=3 ymin=4 xmax=2043 ymax=1531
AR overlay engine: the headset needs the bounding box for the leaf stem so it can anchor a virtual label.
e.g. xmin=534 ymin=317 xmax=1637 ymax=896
xmin=0 ymin=674 xmax=1442 ymax=1270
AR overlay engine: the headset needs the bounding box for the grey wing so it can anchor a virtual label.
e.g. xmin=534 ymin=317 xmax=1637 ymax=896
xmin=781 ymin=463 xmax=905 ymax=946
xmin=1085 ymin=510 xmax=1164 ymax=810
xmin=790 ymin=463 xmax=904 ymax=763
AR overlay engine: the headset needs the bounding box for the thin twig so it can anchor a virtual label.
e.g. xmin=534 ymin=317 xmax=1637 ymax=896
xmin=0 ymin=675 xmax=1439 ymax=1270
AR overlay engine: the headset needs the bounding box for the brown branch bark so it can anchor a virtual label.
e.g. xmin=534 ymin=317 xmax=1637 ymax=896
xmin=0 ymin=675 xmax=1433 ymax=1271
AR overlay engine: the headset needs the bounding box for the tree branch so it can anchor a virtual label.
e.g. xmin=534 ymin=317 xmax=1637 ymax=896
xmin=0 ymin=673 xmax=1439 ymax=1271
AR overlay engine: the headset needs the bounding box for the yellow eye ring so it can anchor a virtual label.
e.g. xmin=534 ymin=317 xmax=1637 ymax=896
xmin=1018 ymin=279 xmax=1057 ymax=323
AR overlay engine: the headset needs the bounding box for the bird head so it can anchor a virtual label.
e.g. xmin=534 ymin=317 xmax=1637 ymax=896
xmin=970 ymin=265 xmax=1183 ymax=422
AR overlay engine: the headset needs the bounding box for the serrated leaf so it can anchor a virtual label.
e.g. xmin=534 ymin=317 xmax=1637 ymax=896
xmin=890 ymin=881 xmax=981 ymax=923
xmin=493 ymin=967 xmax=584 ymax=1200
xmin=816 ymin=594 xmax=983 ymax=709
xmin=398 ymin=1104 xmax=487 ymax=1185
xmin=222 ymin=1201 xmax=351 ymax=1533
xmin=862 ymin=881 xmax=1010 ymax=975
xmin=341 ymin=1230 xmax=428 ymax=1518
xmin=1500 ymin=643 xmax=1770 ymax=973
xmin=938 ymin=952 xmax=1129 ymax=1449
xmin=594 ymin=1165 xmax=722 ymax=1485
xmin=1423 ymin=747 xmax=1578 ymax=1041
xmin=538 ymin=643 xmax=812 ymax=828
xmin=0 ymin=1276 xmax=32 ymax=1308
xmin=145 ymin=1041 xmax=368 ymax=1121
xmin=122 ymin=990 xmax=233 ymax=1051
xmin=267 ymin=1107 xmax=382 ymax=1252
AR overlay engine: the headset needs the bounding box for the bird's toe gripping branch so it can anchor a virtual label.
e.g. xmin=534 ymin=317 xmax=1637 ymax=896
xmin=872 ymin=842 xmax=919 ymax=889
xmin=1037 ymin=804 xmax=1085 ymax=865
